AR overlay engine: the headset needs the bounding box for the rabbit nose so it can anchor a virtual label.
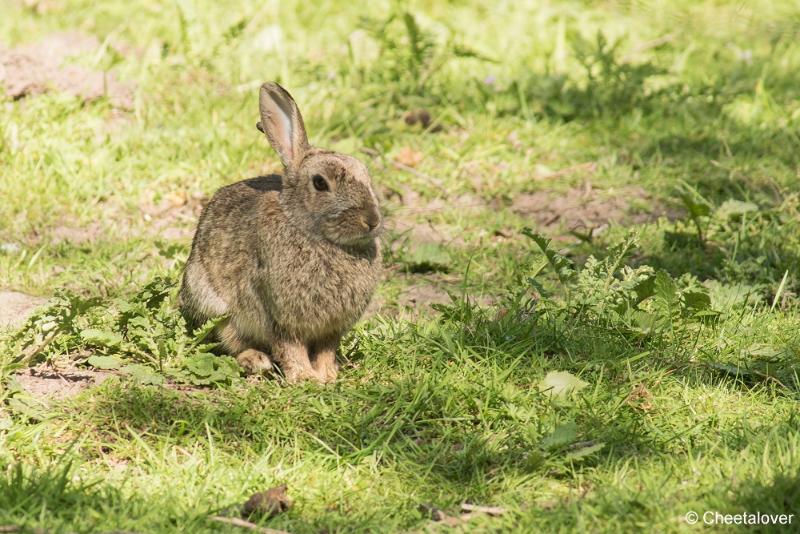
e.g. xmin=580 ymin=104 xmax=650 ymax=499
xmin=364 ymin=209 xmax=380 ymax=231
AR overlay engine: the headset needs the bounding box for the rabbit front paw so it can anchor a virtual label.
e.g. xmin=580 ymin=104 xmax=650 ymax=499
xmin=236 ymin=349 xmax=274 ymax=375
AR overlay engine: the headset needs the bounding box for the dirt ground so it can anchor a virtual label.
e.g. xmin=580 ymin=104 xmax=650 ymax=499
xmin=13 ymin=362 xmax=114 ymax=400
xmin=510 ymin=183 xmax=675 ymax=233
xmin=0 ymin=31 xmax=134 ymax=108
xmin=0 ymin=290 xmax=48 ymax=330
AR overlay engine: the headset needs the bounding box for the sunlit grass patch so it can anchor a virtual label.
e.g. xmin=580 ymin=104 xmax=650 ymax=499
xmin=2 ymin=0 xmax=800 ymax=531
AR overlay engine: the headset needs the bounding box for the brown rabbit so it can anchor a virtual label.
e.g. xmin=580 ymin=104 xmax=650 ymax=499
xmin=179 ymin=82 xmax=382 ymax=383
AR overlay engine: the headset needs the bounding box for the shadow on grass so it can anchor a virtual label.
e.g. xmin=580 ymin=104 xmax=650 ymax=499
xmin=0 ymin=461 xmax=105 ymax=528
xmin=727 ymin=473 xmax=800 ymax=533
xmin=71 ymin=317 xmax=690 ymax=491
xmin=638 ymin=226 xmax=800 ymax=292
xmin=0 ymin=460 xmax=159 ymax=532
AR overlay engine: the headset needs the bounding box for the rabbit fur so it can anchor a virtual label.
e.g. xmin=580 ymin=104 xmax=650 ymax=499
xmin=179 ymin=82 xmax=382 ymax=383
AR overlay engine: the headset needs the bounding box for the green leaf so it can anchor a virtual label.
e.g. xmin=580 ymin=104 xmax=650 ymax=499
xmin=173 ymin=354 xmax=240 ymax=385
xmin=604 ymin=233 xmax=638 ymax=279
xmin=402 ymin=12 xmax=423 ymax=67
xmin=683 ymin=289 xmax=711 ymax=312
xmin=126 ymin=316 xmax=151 ymax=330
xmin=679 ymin=193 xmax=711 ymax=218
xmin=633 ymin=274 xmax=656 ymax=302
xmin=744 ymin=344 xmax=787 ymax=359
xmin=81 ymin=329 xmax=123 ymax=348
xmin=185 ymin=353 xmax=217 ymax=377
xmin=693 ymin=309 xmax=723 ymax=324
xmin=120 ymin=364 xmax=164 ymax=385
xmin=539 ymin=371 xmax=589 ymax=399
xmin=214 ymin=356 xmax=241 ymax=377
xmin=522 ymin=228 xmax=576 ymax=285
xmin=540 ymin=421 xmax=578 ymax=450
xmin=631 ymin=310 xmax=659 ymax=333
xmin=86 ymin=355 xmax=122 ymax=370
xmin=191 ymin=316 xmax=227 ymax=347
xmin=653 ymin=271 xmax=677 ymax=303
xmin=652 ymin=271 xmax=680 ymax=328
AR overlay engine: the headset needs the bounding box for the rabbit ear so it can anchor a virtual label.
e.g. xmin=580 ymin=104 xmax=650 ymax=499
xmin=258 ymin=82 xmax=309 ymax=169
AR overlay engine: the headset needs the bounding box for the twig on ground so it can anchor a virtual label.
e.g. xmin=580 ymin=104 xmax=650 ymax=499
xmin=460 ymin=503 xmax=507 ymax=516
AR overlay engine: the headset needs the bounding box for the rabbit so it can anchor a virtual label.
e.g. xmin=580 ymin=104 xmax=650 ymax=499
xmin=178 ymin=82 xmax=382 ymax=383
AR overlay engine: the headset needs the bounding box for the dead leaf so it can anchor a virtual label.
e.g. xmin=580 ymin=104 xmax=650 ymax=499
xmin=165 ymin=191 xmax=188 ymax=208
xmin=626 ymin=383 xmax=654 ymax=412
xmin=394 ymin=147 xmax=424 ymax=168
xmin=242 ymin=485 xmax=293 ymax=518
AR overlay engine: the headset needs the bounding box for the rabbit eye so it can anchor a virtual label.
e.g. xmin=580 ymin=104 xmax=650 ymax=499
xmin=312 ymin=174 xmax=330 ymax=192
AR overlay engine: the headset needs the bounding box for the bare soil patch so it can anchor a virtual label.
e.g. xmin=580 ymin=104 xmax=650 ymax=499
xmin=0 ymin=31 xmax=134 ymax=108
xmin=397 ymin=282 xmax=453 ymax=309
xmin=50 ymin=221 xmax=105 ymax=245
xmin=512 ymin=183 xmax=678 ymax=234
xmin=14 ymin=362 xmax=114 ymax=400
xmin=0 ymin=291 xmax=47 ymax=329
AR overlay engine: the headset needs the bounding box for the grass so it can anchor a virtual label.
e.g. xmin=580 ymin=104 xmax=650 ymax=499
xmin=1 ymin=0 xmax=800 ymax=532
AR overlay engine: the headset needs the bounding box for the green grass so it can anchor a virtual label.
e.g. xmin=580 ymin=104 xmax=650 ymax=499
xmin=1 ymin=0 xmax=800 ymax=532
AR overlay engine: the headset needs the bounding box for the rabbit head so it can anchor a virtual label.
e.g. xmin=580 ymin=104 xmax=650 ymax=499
xmin=258 ymin=82 xmax=382 ymax=247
